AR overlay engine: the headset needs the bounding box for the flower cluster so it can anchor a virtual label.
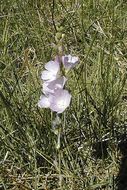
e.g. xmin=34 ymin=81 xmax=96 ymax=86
xmin=38 ymin=55 xmax=79 ymax=113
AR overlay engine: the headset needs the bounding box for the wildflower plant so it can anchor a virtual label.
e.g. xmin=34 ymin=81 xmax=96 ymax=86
xmin=37 ymin=28 xmax=79 ymax=188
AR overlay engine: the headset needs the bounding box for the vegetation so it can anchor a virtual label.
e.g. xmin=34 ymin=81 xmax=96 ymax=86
xmin=0 ymin=0 xmax=127 ymax=189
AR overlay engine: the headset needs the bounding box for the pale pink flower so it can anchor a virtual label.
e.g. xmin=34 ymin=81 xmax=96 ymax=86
xmin=41 ymin=60 xmax=60 ymax=82
xmin=42 ymin=76 xmax=67 ymax=95
xmin=38 ymin=89 xmax=71 ymax=113
xmin=62 ymin=54 xmax=79 ymax=69
xmin=49 ymin=89 xmax=71 ymax=113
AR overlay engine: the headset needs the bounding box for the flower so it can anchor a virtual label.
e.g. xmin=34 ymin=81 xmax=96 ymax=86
xmin=38 ymin=89 xmax=71 ymax=113
xmin=62 ymin=54 xmax=79 ymax=69
xmin=42 ymin=76 xmax=67 ymax=95
xmin=49 ymin=89 xmax=71 ymax=113
xmin=38 ymin=54 xmax=79 ymax=113
xmin=41 ymin=60 xmax=60 ymax=82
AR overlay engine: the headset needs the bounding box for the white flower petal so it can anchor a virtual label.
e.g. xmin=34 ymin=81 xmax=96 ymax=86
xmin=41 ymin=70 xmax=57 ymax=81
xmin=38 ymin=95 xmax=50 ymax=108
xmin=49 ymin=89 xmax=71 ymax=113
xmin=42 ymin=82 xmax=54 ymax=95
xmin=70 ymin=56 xmax=79 ymax=64
xmin=45 ymin=60 xmax=60 ymax=74
xmin=47 ymin=76 xmax=67 ymax=91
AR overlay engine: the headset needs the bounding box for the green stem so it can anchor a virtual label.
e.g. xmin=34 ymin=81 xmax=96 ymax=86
xmin=58 ymin=129 xmax=62 ymax=189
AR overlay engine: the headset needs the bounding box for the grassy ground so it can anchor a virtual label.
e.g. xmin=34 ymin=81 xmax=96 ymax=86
xmin=0 ymin=0 xmax=127 ymax=189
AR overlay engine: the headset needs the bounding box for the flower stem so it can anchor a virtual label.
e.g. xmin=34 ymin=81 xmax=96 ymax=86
xmin=57 ymin=128 xmax=62 ymax=189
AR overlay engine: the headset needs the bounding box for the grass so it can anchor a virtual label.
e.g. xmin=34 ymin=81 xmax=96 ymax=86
xmin=0 ymin=0 xmax=127 ymax=189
